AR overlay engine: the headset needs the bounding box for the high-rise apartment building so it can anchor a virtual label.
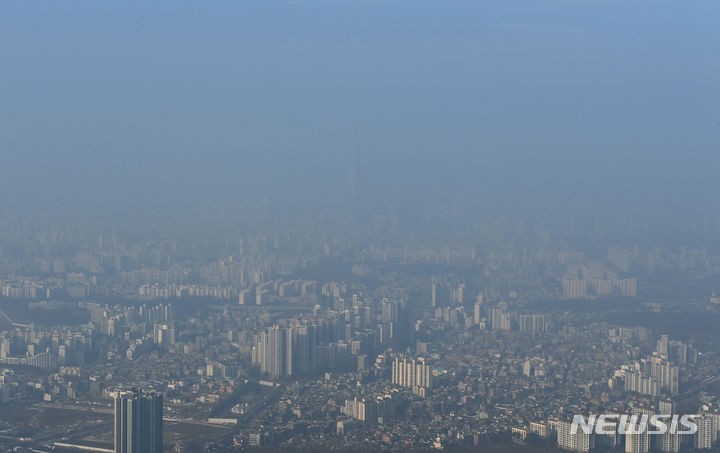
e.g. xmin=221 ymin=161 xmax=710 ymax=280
xmin=695 ymin=416 xmax=714 ymax=450
xmin=624 ymin=371 xmax=660 ymax=396
xmin=490 ymin=307 xmax=511 ymax=330
xmin=254 ymin=322 xmax=318 ymax=379
xmin=0 ymin=374 xmax=9 ymax=403
xmin=562 ymin=279 xmax=587 ymax=299
xmin=519 ymin=314 xmax=546 ymax=335
xmin=112 ymin=388 xmax=163 ymax=453
xmin=659 ymin=429 xmax=680 ymax=453
xmin=473 ymin=300 xmax=482 ymax=325
xmin=391 ymin=356 xmax=432 ymax=389
xmin=557 ymin=420 xmax=593 ymax=452
xmin=268 ymin=325 xmax=285 ymax=380
xmin=624 ymin=420 xmax=649 ymax=453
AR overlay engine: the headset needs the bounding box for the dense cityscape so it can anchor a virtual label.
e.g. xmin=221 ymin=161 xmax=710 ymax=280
xmin=0 ymin=212 xmax=720 ymax=452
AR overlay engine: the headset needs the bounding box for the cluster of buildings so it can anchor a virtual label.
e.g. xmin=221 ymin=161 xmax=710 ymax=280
xmin=136 ymin=278 xmax=320 ymax=305
xmin=431 ymin=280 xmax=468 ymax=307
xmin=4 ymin=216 xmax=720 ymax=452
xmin=432 ymin=300 xmax=547 ymax=336
xmin=0 ymin=276 xmax=84 ymax=299
xmin=609 ymin=335 xmax=694 ymax=397
xmin=1 ymin=279 xmax=48 ymax=298
xmin=562 ymin=278 xmax=638 ymax=299
xmin=607 ymin=245 xmax=716 ymax=274
xmin=619 ymin=357 xmax=679 ymax=397
xmin=391 ymin=355 xmax=433 ymax=394
xmin=341 ymin=392 xmax=398 ymax=425
xmin=0 ymin=325 xmax=91 ymax=370
xmin=86 ymin=302 xmax=175 ymax=341
xmin=251 ymin=296 xmax=410 ymax=380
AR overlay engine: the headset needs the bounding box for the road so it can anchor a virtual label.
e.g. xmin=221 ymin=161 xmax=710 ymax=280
xmin=0 ymin=307 xmax=31 ymax=328
xmin=40 ymin=402 xmax=225 ymax=427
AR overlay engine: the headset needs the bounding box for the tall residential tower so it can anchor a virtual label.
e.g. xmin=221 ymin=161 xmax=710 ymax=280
xmin=111 ymin=388 xmax=163 ymax=453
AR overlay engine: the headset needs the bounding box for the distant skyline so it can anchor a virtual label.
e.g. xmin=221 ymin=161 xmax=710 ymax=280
xmin=1 ymin=0 xmax=719 ymax=217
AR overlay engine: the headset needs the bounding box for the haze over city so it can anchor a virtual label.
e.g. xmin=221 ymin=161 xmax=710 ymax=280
xmin=1 ymin=1 xmax=720 ymax=453
xmin=3 ymin=1 xmax=719 ymax=216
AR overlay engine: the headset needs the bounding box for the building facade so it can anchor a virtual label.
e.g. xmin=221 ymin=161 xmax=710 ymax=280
xmin=112 ymin=388 xmax=163 ymax=453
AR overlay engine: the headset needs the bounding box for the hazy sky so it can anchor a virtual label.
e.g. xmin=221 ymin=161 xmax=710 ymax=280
xmin=1 ymin=1 xmax=719 ymax=217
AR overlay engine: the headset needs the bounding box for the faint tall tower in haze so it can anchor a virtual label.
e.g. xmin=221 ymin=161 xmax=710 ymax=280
xmin=349 ymin=147 xmax=357 ymax=221
xmin=348 ymin=123 xmax=358 ymax=223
